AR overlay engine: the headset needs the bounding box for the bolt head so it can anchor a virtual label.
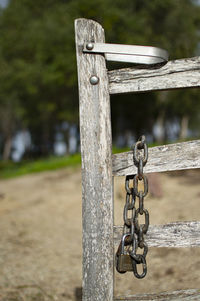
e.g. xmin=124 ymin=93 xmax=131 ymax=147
xmin=86 ymin=43 xmax=94 ymax=50
xmin=90 ymin=75 xmax=99 ymax=85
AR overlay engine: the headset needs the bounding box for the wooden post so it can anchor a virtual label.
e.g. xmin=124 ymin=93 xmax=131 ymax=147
xmin=75 ymin=19 xmax=114 ymax=301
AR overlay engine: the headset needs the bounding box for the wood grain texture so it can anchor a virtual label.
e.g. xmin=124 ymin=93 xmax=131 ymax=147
xmin=75 ymin=19 xmax=114 ymax=301
xmin=108 ymin=56 xmax=200 ymax=94
xmin=114 ymin=221 xmax=200 ymax=247
xmin=112 ymin=140 xmax=200 ymax=176
xmin=115 ymin=289 xmax=200 ymax=301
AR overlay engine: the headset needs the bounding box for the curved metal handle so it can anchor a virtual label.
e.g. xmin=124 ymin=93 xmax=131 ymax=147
xmin=83 ymin=42 xmax=169 ymax=65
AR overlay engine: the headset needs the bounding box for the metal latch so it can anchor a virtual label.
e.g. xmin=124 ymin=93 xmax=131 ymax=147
xmin=83 ymin=42 xmax=168 ymax=65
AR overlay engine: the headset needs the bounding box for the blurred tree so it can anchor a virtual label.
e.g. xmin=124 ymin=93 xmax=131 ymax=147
xmin=166 ymin=89 xmax=200 ymax=139
xmin=144 ymin=0 xmax=200 ymax=141
xmin=71 ymin=0 xmax=200 ymax=142
xmin=0 ymin=40 xmax=25 ymax=160
xmin=0 ymin=0 xmax=78 ymax=156
xmin=108 ymin=0 xmax=200 ymax=142
xmin=0 ymin=0 xmax=200 ymax=159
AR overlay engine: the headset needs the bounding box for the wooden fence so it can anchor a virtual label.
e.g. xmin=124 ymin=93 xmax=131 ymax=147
xmin=75 ymin=18 xmax=200 ymax=301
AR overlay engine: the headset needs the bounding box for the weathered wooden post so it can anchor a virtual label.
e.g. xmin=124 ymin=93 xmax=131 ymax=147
xmin=75 ymin=19 xmax=114 ymax=301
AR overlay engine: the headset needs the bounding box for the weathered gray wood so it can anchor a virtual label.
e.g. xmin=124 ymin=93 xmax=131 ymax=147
xmin=115 ymin=289 xmax=200 ymax=301
xmin=112 ymin=139 xmax=200 ymax=176
xmin=108 ymin=56 xmax=200 ymax=94
xmin=114 ymin=221 xmax=200 ymax=247
xmin=75 ymin=19 xmax=114 ymax=301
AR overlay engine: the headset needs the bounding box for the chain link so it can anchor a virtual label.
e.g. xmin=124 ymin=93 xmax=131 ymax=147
xmin=118 ymin=135 xmax=149 ymax=279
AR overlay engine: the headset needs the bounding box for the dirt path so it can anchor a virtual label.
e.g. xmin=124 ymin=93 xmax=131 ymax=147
xmin=0 ymin=168 xmax=199 ymax=300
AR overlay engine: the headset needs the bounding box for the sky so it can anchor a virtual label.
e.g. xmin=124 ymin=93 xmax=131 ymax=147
xmin=0 ymin=0 xmax=8 ymax=8
xmin=193 ymin=0 xmax=200 ymax=4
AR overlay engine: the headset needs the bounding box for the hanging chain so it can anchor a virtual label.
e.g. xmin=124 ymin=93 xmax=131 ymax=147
xmin=130 ymin=135 xmax=149 ymax=278
xmin=117 ymin=135 xmax=149 ymax=279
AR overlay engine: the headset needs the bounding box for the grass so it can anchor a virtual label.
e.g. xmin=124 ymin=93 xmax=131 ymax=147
xmin=0 ymin=138 xmax=196 ymax=179
xmin=0 ymin=146 xmax=130 ymax=179
xmin=0 ymin=153 xmax=81 ymax=179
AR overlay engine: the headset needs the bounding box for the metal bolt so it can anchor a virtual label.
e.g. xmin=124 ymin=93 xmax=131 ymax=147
xmin=90 ymin=75 xmax=99 ymax=85
xmin=86 ymin=43 xmax=94 ymax=50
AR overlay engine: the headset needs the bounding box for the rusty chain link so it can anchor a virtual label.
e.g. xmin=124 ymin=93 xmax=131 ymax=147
xmin=116 ymin=135 xmax=149 ymax=279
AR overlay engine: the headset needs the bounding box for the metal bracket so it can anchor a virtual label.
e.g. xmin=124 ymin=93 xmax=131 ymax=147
xmin=83 ymin=42 xmax=168 ymax=65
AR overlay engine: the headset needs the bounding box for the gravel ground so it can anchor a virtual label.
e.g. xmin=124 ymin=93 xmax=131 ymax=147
xmin=0 ymin=168 xmax=199 ymax=300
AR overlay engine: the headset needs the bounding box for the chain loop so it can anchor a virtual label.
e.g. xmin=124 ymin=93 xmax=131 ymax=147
xmin=125 ymin=175 xmax=133 ymax=194
xmin=138 ymin=158 xmax=143 ymax=180
xmin=134 ymin=174 xmax=148 ymax=197
xmin=133 ymin=136 xmax=148 ymax=166
xmin=123 ymin=184 xmax=136 ymax=227
xmin=132 ymin=255 xmax=147 ymax=279
xmin=135 ymin=208 xmax=149 ymax=234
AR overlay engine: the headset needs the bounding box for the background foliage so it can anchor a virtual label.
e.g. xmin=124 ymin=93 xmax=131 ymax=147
xmin=0 ymin=0 xmax=200 ymax=161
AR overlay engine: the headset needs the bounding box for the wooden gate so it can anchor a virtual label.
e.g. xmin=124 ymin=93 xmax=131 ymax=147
xmin=75 ymin=18 xmax=200 ymax=301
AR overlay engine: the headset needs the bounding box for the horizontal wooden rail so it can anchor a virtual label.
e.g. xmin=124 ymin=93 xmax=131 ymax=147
xmin=108 ymin=56 xmax=200 ymax=94
xmin=115 ymin=289 xmax=200 ymax=301
xmin=114 ymin=221 xmax=200 ymax=247
xmin=112 ymin=139 xmax=200 ymax=176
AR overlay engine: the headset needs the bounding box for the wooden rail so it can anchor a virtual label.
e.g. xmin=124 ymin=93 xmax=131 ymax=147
xmin=114 ymin=221 xmax=200 ymax=248
xmin=112 ymin=139 xmax=200 ymax=176
xmin=115 ymin=289 xmax=200 ymax=301
xmin=108 ymin=56 xmax=200 ymax=94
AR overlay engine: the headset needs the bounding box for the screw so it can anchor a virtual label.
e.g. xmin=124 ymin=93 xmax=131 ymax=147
xmin=90 ymin=75 xmax=99 ymax=85
xmin=86 ymin=43 xmax=94 ymax=50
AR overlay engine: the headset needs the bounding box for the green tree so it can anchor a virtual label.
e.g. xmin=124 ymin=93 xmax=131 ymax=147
xmin=0 ymin=0 xmax=78 ymax=156
xmin=0 ymin=0 xmax=200 ymax=159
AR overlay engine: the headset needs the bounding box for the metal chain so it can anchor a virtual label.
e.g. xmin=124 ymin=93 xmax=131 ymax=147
xmin=121 ymin=135 xmax=149 ymax=279
xmin=122 ymin=174 xmax=135 ymax=254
